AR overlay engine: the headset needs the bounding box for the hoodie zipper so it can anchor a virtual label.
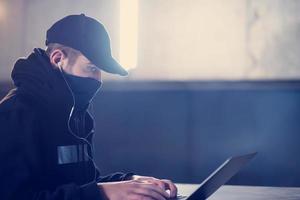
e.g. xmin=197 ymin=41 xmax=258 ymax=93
xmin=74 ymin=110 xmax=89 ymax=181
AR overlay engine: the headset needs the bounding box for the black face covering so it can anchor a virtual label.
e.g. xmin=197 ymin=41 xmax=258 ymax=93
xmin=62 ymin=71 xmax=102 ymax=110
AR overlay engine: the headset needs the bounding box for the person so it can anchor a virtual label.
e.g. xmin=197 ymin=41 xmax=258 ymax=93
xmin=0 ymin=14 xmax=177 ymax=200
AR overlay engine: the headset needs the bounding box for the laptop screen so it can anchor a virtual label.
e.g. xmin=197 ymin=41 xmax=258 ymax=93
xmin=187 ymin=152 xmax=257 ymax=200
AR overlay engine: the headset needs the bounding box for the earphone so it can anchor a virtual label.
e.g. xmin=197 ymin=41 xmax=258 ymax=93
xmin=57 ymin=61 xmax=62 ymax=68
xmin=57 ymin=61 xmax=101 ymax=182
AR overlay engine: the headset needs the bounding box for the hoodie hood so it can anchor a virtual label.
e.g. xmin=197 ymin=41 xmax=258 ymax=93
xmin=11 ymin=48 xmax=74 ymax=116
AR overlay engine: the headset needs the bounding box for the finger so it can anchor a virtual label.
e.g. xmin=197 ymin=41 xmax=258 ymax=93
xmin=133 ymin=187 xmax=166 ymax=200
xmin=134 ymin=178 xmax=167 ymax=192
xmin=140 ymin=183 xmax=169 ymax=199
xmin=129 ymin=193 xmax=156 ymax=200
xmin=161 ymin=179 xmax=178 ymax=198
xmin=154 ymin=181 xmax=167 ymax=191
xmin=146 ymin=179 xmax=166 ymax=191
xmin=138 ymin=177 xmax=160 ymax=183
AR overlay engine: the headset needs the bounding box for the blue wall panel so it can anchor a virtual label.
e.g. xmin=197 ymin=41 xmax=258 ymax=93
xmin=1 ymin=81 xmax=300 ymax=186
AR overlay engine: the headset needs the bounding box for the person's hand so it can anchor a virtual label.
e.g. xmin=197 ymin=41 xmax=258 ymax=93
xmin=130 ymin=175 xmax=178 ymax=198
xmin=98 ymin=180 xmax=171 ymax=200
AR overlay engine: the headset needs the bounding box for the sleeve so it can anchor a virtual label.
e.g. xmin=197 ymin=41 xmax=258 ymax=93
xmin=32 ymin=182 xmax=104 ymax=200
xmin=0 ymin=106 xmax=105 ymax=200
xmin=95 ymin=169 xmax=135 ymax=183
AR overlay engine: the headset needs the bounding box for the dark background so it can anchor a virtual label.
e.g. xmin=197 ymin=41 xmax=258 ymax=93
xmin=1 ymin=80 xmax=300 ymax=187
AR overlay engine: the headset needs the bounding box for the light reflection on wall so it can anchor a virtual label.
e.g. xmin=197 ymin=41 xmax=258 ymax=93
xmin=0 ymin=1 xmax=7 ymax=24
xmin=1 ymin=0 xmax=300 ymax=81
xmin=119 ymin=0 xmax=138 ymax=71
xmin=127 ymin=0 xmax=300 ymax=81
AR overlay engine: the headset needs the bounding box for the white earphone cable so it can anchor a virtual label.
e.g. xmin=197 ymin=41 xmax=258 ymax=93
xmin=57 ymin=62 xmax=101 ymax=182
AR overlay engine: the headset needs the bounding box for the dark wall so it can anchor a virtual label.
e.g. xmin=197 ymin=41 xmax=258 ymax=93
xmin=1 ymin=81 xmax=300 ymax=187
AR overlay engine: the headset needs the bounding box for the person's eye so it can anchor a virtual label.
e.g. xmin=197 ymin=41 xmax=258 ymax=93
xmin=87 ymin=65 xmax=98 ymax=72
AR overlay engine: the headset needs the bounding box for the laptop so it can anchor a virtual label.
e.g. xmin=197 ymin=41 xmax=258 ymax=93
xmin=170 ymin=152 xmax=257 ymax=200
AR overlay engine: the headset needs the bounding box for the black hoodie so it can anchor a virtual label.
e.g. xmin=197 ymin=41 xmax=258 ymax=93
xmin=0 ymin=48 xmax=133 ymax=200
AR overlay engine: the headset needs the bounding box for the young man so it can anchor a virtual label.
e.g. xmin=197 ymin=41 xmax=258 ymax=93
xmin=0 ymin=14 xmax=177 ymax=200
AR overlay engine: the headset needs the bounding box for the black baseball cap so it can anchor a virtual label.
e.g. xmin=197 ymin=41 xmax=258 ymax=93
xmin=45 ymin=14 xmax=128 ymax=76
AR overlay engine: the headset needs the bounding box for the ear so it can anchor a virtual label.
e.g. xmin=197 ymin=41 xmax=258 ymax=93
xmin=49 ymin=49 xmax=65 ymax=67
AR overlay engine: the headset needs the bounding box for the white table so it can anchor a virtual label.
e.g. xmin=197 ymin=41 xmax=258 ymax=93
xmin=176 ymin=184 xmax=300 ymax=200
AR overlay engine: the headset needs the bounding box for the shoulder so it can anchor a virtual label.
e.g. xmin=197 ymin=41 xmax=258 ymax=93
xmin=0 ymin=89 xmax=43 ymax=144
xmin=0 ymin=88 xmax=40 ymax=122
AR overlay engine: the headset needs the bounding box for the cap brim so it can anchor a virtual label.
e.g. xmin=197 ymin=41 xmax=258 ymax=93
xmin=96 ymin=56 xmax=128 ymax=76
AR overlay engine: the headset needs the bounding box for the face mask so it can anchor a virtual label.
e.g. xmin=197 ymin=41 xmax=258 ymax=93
xmin=62 ymin=71 xmax=102 ymax=110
